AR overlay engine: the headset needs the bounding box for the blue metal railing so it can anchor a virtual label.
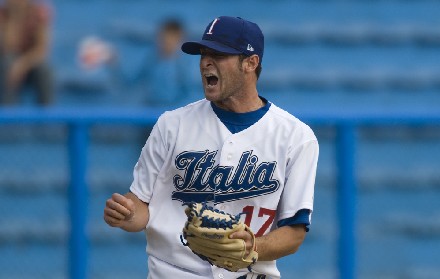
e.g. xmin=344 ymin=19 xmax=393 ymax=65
xmin=68 ymin=123 xmax=89 ymax=279
xmin=1 ymin=106 xmax=440 ymax=279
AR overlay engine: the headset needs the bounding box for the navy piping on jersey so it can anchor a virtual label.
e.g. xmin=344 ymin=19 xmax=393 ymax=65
xmin=210 ymin=97 xmax=271 ymax=134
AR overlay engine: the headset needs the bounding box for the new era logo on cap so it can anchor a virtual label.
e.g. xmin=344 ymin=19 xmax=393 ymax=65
xmin=181 ymin=16 xmax=264 ymax=63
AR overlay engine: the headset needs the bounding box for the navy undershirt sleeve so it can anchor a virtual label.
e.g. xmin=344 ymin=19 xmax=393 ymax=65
xmin=277 ymin=209 xmax=311 ymax=232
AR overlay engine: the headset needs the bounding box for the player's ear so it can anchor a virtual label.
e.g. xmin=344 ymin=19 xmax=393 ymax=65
xmin=243 ymin=55 xmax=259 ymax=74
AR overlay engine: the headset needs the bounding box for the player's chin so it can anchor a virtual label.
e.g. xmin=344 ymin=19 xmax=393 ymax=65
xmin=203 ymin=86 xmax=221 ymax=101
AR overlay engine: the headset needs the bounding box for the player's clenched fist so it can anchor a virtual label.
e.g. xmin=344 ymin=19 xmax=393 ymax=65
xmin=104 ymin=193 xmax=135 ymax=228
xmin=103 ymin=192 xmax=150 ymax=232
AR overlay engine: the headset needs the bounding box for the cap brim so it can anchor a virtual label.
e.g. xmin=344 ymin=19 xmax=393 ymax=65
xmin=181 ymin=40 xmax=242 ymax=55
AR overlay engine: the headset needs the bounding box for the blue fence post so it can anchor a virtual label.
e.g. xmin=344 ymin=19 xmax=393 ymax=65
xmin=68 ymin=123 xmax=89 ymax=279
xmin=336 ymin=124 xmax=357 ymax=279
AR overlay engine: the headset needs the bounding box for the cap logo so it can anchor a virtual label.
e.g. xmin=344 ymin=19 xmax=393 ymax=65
xmin=247 ymin=44 xmax=254 ymax=52
xmin=206 ymin=18 xmax=219 ymax=35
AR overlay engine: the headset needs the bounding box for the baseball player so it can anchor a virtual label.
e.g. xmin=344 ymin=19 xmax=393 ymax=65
xmin=104 ymin=16 xmax=319 ymax=279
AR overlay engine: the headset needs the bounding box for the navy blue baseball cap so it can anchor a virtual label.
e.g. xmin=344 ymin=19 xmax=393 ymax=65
xmin=182 ymin=16 xmax=264 ymax=63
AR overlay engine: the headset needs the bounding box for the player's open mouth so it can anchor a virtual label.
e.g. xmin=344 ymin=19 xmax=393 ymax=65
xmin=205 ymin=74 xmax=218 ymax=87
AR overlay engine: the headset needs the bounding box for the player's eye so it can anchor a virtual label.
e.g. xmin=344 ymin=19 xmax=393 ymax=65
xmin=212 ymin=53 xmax=226 ymax=58
xmin=201 ymin=50 xmax=227 ymax=59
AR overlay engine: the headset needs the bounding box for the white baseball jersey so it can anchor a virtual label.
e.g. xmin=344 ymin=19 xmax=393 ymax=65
xmin=130 ymin=98 xmax=319 ymax=279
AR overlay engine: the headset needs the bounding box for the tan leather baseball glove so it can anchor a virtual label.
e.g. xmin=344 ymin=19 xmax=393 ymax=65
xmin=180 ymin=202 xmax=258 ymax=272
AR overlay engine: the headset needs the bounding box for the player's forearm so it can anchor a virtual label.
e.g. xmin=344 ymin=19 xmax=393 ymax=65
xmin=255 ymin=224 xmax=306 ymax=261
xmin=119 ymin=192 xmax=150 ymax=232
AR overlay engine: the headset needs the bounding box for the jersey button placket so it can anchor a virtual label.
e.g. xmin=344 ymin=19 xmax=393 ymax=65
xmin=226 ymin=140 xmax=233 ymax=161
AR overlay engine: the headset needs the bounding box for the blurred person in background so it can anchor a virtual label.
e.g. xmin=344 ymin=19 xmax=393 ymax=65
xmin=109 ymin=18 xmax=191 ymax=106
xmin=0 ymin=0 xmax=54 ymax=106
xmin=147 ymin=19 xmax=190 ymax=105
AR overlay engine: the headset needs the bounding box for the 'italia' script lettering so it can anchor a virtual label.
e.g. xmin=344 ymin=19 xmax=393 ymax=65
xmin=172 ymin=150 xmax=280 ymax=203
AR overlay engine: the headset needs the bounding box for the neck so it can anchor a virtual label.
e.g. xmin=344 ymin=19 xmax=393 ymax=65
xmin=212 ymin=92 xmax=263 ymax=113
